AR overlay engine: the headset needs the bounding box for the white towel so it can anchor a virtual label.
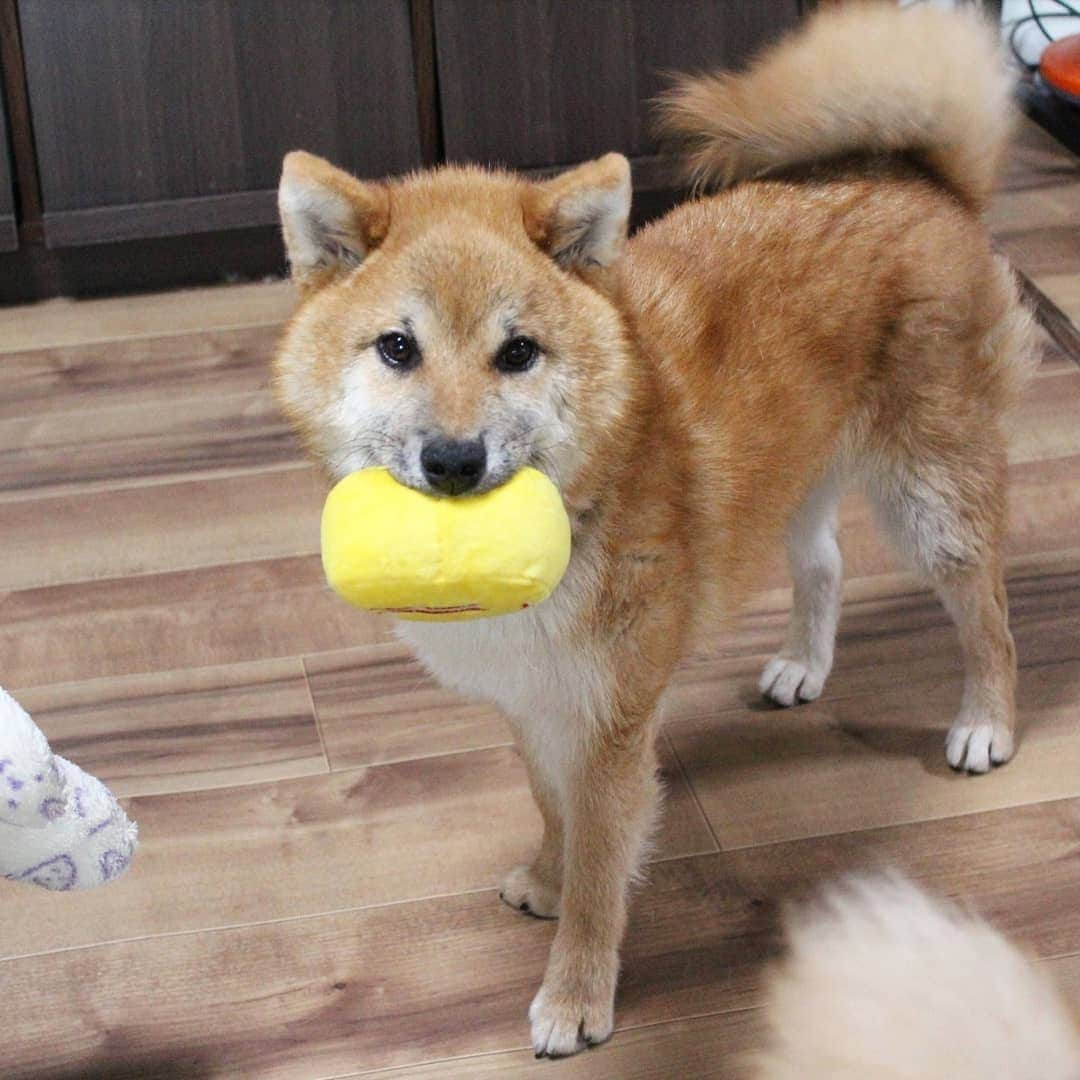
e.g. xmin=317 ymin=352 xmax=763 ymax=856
xmin=1 ymin=687 xmax=138 ymax=891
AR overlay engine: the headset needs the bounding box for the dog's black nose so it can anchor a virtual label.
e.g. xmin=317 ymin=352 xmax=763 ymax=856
xmin=420 ymin=437 xmax=486 ymax=495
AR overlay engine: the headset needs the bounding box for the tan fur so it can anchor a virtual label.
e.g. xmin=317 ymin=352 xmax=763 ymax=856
xmin=273 ymin=3 xmax=1040 ymax=1058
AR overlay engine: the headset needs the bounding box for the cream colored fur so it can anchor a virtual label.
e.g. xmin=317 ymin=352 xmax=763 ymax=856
xmin=753 ymin=875 xmax=1080 ymax=1080
xmin=656 ymin=2 xmax=1014 ymax=211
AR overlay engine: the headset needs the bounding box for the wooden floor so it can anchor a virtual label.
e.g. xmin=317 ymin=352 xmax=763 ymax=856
xmin=0 ymin=120 xmax=1078 ymax=1079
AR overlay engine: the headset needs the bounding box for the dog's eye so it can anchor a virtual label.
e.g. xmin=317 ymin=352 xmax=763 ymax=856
xmin=494 ymin=336 xmax=539 ymax=374
xmin=377 ymin=332 xmax=420 ymax=370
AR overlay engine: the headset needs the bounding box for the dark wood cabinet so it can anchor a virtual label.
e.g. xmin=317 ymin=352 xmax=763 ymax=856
xmin=434 ymin=0 xmax=801 ymax=170
xmin=18 ymin=0 xmax=422 ymax=247
xmin=0 ymin=73 xmax=16 ymax=252
xmin=0 ymin=0 xmax=808 ymax=301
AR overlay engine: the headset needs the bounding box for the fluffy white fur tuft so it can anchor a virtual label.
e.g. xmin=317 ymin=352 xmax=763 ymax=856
xmin=656 ymin=3 xmax=1016 ymax=210
xmin=752 ymin=874 xmax=1080 ymax=1079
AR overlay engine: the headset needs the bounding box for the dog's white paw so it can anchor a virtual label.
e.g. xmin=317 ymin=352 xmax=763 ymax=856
xmin=759 ymin=654 xmax=828 ymax=707
xmin=946 ymin=719 xmax=1014 ymax=774
xmin=499 ymin=863 xmax=560 ymax=919
xmin=529 ymin=979 xmax=614 ymax=1058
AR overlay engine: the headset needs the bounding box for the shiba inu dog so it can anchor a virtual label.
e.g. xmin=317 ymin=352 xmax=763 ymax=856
xmin=274 ymin=3 xmax=1039 ymax=1058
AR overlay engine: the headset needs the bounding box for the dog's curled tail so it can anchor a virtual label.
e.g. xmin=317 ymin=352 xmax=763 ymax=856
xmin=655 ymin=3 xmax=1015 ymax=212
xmin=751 ymin=873 xmax=1080 ymax=1080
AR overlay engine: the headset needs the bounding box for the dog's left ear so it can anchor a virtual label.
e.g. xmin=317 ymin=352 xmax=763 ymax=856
xmin=524 ymin=153 xmax=631 ymax=269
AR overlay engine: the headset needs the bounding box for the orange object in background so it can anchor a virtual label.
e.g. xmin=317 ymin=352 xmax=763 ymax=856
xmin=1041 ymin=33 xmax=1080 ymax=105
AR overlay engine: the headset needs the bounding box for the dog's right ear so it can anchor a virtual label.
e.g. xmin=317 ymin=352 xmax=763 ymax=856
xmin=278 ymin=151 xmax=390 ymax=292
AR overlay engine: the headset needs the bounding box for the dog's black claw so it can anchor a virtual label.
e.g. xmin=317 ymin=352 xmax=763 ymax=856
xmin=520 ymin=901 xmax=530 ymax=912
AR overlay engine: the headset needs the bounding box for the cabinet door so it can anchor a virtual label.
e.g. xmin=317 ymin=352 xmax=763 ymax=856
xmin=0 ymin=75 xmax=16 ymax=252
xmin=19 ymin=0 xmax=422 ymax=247
xmin=433 ymin=0 xmax=801 ymax=170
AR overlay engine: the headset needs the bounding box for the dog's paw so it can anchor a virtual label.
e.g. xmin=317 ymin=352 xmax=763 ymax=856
xmin=499 ymin=863 xmax=560 ymax=919
xmin=759 ymin=654 xmax=828 ymax=707
xmin=946 ymin=719 xmax=1014 ymax=774
xmin=529 ymin=978 xmax=614 ymax=1058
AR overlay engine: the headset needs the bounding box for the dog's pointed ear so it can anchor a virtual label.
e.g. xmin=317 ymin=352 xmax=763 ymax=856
xmin=524 ymin=153 xmax=631 ymax=270
xmin=278 ymin=151 xmax=391 ymax=291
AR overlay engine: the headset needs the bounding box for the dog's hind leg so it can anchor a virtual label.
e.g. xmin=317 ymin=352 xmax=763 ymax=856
xmin=760 ymin=472 xmax=843 ymax=707
xmin=936 ymin=555 xmax=1017 ymax=772
xmin=869 ymin=442 xmax=1017 ymax=773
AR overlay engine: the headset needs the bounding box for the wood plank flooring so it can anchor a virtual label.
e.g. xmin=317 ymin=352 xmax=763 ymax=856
xmin=0 ymin=119 xmax=1078 ymax=1078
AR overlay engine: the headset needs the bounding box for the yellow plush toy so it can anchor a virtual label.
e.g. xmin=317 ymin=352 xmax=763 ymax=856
xmin=321 ymin=467 xmax=572 ymax=621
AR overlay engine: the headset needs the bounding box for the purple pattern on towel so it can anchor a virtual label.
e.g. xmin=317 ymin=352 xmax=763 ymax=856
xmin=88 ymin=813 xmax=115 ymax=837
xmin=101 ymin=850 xmax=130 ymax=881
xmin=7 ymin=776 xmax=23 ymax=791
xmin=17 ymin=854 xmax=77 ymax=891
xmin=73 ymin=787 xmax=88 ymax=818
xmin=7 ymin=798 xmax=17 ymax=811
xmin=0 ymin=758 xmax=10 ymax=774
xmin=39 ymin=797 xmax=65 ymax=821
xmin=34 ymin=773 xmax=43 ymax=783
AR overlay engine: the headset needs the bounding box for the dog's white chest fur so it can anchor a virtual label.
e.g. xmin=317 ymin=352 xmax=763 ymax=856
xmin=396 ymin=546 xmax=610 ymax=781
xmin=400 ymin=614 xmax=597 ymax=718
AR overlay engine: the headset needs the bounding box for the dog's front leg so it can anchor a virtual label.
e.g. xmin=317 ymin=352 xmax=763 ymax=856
xmin=528 ymin=713 xmax=661 ymax=1058
xmin=500 ymin=747 xmax=564 ymax=918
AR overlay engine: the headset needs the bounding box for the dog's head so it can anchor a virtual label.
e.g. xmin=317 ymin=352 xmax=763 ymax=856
xmin=273 ymin=151 xmax=635 ymax=497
